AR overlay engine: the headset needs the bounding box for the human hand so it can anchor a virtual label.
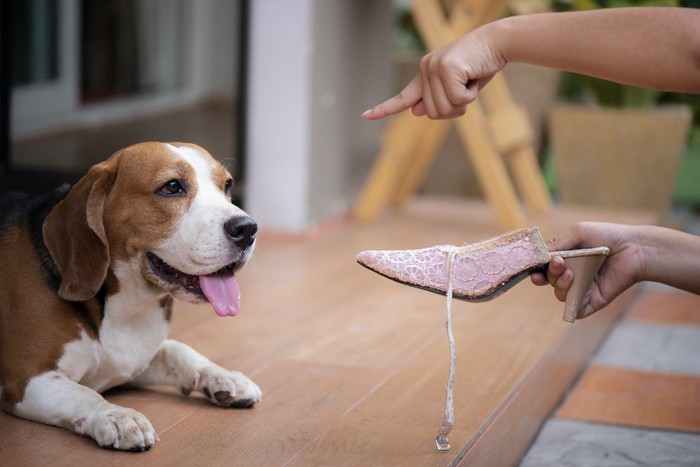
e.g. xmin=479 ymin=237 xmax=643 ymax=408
xmin=530 ymin=222 xmax=645 ymax=318
xmin=361 ymin=23 xmax=506 ymax=120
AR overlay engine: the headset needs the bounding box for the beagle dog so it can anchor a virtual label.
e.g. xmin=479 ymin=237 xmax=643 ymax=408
xmin=0 ymin=142 xmax=261 ymax=451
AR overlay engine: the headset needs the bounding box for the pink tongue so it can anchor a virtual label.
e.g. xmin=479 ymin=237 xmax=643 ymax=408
xmin=199 ymin=270 xmax=241 ymax=317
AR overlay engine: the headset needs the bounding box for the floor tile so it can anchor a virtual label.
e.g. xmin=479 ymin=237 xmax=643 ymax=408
xmin=521 ymin=419 xmax=700 ymax=467
xmin=627 ymin=290 xmax=700 ymax=326
xmin=592 ymin=321 xmax=700 ymax=375
xmin=556 ymin=365 xmax=700 ymax=433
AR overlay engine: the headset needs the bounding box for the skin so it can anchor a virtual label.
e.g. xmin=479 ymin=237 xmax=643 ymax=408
xmin=362 ymin=7 xmax=700 ymax=120
xmin=360 ymin=7 xmax=700 ymax=317
xmin=530 ymin=223 xmax=700 ymax=318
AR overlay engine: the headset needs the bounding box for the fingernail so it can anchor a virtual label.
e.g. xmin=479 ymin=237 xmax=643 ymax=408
xmin=361 ymin=108 xmax=373 ymax=117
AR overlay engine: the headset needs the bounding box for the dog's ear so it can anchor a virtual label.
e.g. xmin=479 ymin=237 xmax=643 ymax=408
xmin=43 ymin=158 xmax=118 ymax=301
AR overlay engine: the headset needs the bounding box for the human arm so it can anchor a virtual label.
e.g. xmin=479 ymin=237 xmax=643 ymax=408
xmin=362 ymin=7 xmax=700 ymax=120
xmin=530 ymin=222 xmax=700 ymax=318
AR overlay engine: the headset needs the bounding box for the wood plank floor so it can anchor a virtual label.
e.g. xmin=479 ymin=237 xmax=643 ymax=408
xmin=0 ymin=197 xmax=653 ymax=466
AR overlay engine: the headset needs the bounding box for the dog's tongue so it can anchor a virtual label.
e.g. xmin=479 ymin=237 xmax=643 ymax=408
xmin=199 ymin=270 xmax=240 ymax=317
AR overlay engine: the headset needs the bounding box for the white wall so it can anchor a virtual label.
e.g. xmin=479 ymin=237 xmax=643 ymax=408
xmin=245 ymin=0 xmax=393 ymax=232
xmin=245 ymin=0 xmax=314 ymax=232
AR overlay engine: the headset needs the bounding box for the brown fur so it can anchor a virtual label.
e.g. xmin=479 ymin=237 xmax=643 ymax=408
xmin=43 ymin=159 xmax=114 ymax=301
xmin=104 ymin=144 xmax=194 ymax=261
xmin=0 ymin=222 xmax=82 ymax=410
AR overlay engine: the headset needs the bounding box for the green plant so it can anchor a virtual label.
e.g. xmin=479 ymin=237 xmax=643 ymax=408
xmin=553 ymin=0 xmax=681 ymax=108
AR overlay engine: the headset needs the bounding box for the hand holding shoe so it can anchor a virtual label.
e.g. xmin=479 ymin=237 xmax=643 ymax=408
xmin=530 ymin=222 xmax=700 ymax=318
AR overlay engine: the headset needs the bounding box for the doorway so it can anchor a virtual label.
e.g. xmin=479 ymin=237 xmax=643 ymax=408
xmin=1 ymin=0 xmax=246 ymax=199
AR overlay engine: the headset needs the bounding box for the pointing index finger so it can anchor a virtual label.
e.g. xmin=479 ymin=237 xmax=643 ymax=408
xmin=361 ymin=75 xmax=422 ymax=120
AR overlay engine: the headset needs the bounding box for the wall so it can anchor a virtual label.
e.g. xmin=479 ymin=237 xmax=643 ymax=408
xmin=308 ymin=0 xmax=393 ymax=225
xmin=246 ymin=0 xmax=314 ymax=232
xmin=245 ymin=0 xmax=393 ymax=232
xmin=191 ymin=0 xmax=240 ymax=101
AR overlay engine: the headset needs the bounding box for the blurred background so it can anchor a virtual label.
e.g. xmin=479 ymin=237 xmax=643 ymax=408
xmin=1 ymin=0 xmax=698 ymax=232
xmin=1 ymin=0 xmax=246 ymax=194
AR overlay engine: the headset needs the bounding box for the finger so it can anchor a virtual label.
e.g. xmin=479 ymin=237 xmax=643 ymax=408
xmin=361 ymin=75 xmax=422 ymax=120
xmin=423 ymin=61 xmax=472 ymax=118
xmin=411 ymin=101 xmax=426 ymax=117
xmin=413 ymin=99 xmax=465 ymax=119
xmin=546 ymin=224 xmax=586 ymax=252
xmin=436 ymin=77 xmax=468 ymax=119
xmin=553 ymin=268 xmax=574 ymax=302
xmin=578 ymin=302 xmax=597 ymax=319
xmin=420 ymin=67 xmax=438 ymax=119
xmin=576 ymin=285 xmax=599 ymax=319
xmin=546 ymin=256 xmax=567 ymax=286
xmin=442 ymin=75 xmax=477 ymax=111
xmin=530 ymin=271 xmax=548 ymax=286
xmin=426 ymin=72 xmax=457 ymax=118
xmin=531 ymin=255 xmax=565 ymax=286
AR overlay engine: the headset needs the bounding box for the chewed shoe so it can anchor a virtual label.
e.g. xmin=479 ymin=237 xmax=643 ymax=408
xmin=356 ymin=227 xmax=610 ymax=323
xmin=357 ymin=227 xmax=610 ymax=451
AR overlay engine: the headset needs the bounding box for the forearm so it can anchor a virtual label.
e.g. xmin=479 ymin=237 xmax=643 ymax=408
xmin=492 ymin=7 xmax=700 ymax=93
xmin=641 ymin=226 xmax=700 ymax=294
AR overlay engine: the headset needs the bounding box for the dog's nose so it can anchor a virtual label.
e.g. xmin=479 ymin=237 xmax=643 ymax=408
xmin=224 ymin=217 xmax=258 ymax=249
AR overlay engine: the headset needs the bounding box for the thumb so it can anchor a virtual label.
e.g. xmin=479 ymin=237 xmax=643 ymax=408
xmin=361 ymin=75 xmax=422 ymax=120
xmin=546 ymin=226 xmax=585 ymax=253
xmin=411 ymin=101 xmax=426 ymax=117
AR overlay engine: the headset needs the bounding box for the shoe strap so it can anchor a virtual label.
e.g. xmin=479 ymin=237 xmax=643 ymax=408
xmin=436 ymin=247 xmax=457 ymax=452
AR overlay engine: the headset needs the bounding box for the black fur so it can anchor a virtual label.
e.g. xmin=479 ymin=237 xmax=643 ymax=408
xmin=0 ymin=184 xmax=70 ymax=293
xmin=0 ymin=184 xmax=105 ymax=336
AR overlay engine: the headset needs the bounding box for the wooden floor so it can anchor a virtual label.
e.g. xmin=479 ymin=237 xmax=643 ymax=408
xmin=0 ymin=197 xmax=653 ymax=466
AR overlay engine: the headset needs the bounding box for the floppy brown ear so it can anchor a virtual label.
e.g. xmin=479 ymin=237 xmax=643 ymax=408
xmin=43 ymin=160 xmax=117 ymax=301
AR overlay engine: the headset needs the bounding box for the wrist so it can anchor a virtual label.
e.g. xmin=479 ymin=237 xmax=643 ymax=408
xmin=637 ymin=225 xmax=697 ymax=289
xmin=486 ymin=16 xmax=515 ymax=66
xmin=631 ymin=225 xmax=653 ymax=284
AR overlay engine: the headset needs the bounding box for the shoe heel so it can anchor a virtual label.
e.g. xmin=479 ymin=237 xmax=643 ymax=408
xmin=552 ymin=247 xmax=610 ymax=323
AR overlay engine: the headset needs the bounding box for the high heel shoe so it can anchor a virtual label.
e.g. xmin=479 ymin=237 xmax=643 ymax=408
xmin=356 ymin=227 xmax=609 ymax=323
xmin=357 ymin=227 xmax=609 ymax=451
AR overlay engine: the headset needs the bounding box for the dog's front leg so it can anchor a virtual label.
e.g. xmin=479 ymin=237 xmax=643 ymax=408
xmin=12 ymin=371 xmax=157 ymax=451
xmin=133 ymin=339 xmax=262 ymax=408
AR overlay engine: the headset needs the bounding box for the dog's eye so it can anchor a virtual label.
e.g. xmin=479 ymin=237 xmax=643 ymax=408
xmin=224 ymin=178 xmax=233 ymax=194
xmin=157 ymin=179 xmax=186 ymax=196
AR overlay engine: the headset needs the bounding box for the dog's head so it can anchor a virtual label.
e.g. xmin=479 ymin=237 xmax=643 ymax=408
xmin=43 ymin=142 xmax=255 ymax=317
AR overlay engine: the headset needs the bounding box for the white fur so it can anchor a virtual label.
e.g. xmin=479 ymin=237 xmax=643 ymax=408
xmin=16 ymin=338 xmax=261 ymax=451
xmin=15 ymin=371 xmax=157 ymax=451
xmin=133 ymin=339 xmax=261 ymax=404
xmin=158 ymin=144 xmax=254 ymax=275
xmin=58 ymin=260 xmax=169 ymax=392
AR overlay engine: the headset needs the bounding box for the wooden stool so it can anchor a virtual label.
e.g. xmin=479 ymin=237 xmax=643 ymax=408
xmin=354 ymin=0 xmax=551 ymax=230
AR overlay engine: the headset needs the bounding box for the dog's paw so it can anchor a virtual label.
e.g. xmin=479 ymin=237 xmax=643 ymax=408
xmin=82 ymin=403 xmax=157 ymax=451
xmin=195 ymin=366 xmax=262 ymax=408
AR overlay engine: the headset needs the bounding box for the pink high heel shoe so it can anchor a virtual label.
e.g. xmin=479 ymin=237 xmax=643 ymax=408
xmin=356 ymin=227 xmax=609 ymax=323
xmin=356 ymin=227 xmax=609 ymax=451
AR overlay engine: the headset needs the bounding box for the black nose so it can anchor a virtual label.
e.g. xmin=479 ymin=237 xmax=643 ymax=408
xmin=224 ymin=217 xmax=258 ymax=249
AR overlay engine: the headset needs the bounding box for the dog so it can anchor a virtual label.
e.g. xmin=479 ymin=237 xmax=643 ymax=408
xmin=0 ymin=142 xmax=262 ymax=451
